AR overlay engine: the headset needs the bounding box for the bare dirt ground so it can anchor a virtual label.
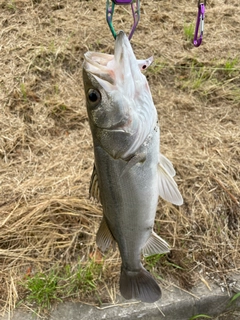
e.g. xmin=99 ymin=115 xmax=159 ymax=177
xmin=0 ymin=0 xmax=239 ymax=317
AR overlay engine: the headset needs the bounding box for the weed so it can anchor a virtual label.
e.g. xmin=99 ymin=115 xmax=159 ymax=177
xmin=147 ymin=58 xmax=168 ymax=75
xmin=145 ymin=254 xmax=164 ymax=270
xmin=144 ymin=254 xmax=166 ymax=279
xmin=6 ymin=0 xmax=16 ymax=12
xmin=224 ymin=57 xmax=239 ymax=75
xmin=178 ymin=63 xmax=216 ymax=94
xmin=228 ymin=291 xmax=240 ymax=306
xmin=21 ymin=259 xmax=103 ymax=312
xmin=184 ymin=22 xmax=194 ymax=42
xmin=20 ymin=83 xmax=27 ymax=101
xmin=188 ymin=314 xmax=212 ymax=320
xmin=22 ymin=271 xmax=62 ymax=310
xmin=165 ymin=261 xmax=184 ymax=270
xmin=54 ymin=84 xmax=60 ymax=94
xmin=73 ymin=260 xmax=103 ymax=293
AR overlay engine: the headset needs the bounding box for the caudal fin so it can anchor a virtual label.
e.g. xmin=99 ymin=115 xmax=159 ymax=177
xmin=120 ymin=266 xmax=161 ymax=303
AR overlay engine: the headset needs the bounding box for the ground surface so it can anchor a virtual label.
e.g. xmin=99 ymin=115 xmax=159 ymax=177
xmin=0 ymin=0 xmax=239 ymax=318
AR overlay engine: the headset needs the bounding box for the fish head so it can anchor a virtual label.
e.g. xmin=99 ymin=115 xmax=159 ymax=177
xmin=83 ymin=31 xmax=157 ymax=158
xmin=82 ymin=55 xmax=126 ymax=131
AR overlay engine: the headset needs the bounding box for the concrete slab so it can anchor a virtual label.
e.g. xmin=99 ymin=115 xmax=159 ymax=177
xmin=1 ymin=278 xmax=240 ymax=320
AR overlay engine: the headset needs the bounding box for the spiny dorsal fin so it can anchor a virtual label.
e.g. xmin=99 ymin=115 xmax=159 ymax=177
xmin=96 ymin=217 xmax=116 ymax=252
xmin=142 ymin=231 xmax=170 ymax=257
xmin=89 ymin=164 xmax=101 ymax=202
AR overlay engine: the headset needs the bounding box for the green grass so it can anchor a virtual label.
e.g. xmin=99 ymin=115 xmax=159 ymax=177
xmin=144 ymin=253 xmax=165 ymax=270
xmin=20 ymin=83 xmax=28 ymax=101
xmin=223 ymin=57 xmax=239 ymax=75
xmin=172 ymin=56 xmax=240 ymax=104
xmin=184 ymin=22 xmax=195 ymax=42
xmin=147 ymin=58 xmax=168 ymax=75
xmin=144 ymin=253 xmax=176 ymax=280
xmin=6 ymin=0 xmax=16 ymax=12
xmin=179 ymin=64 xmax=213 ymax=91
xmin=73 ymin=260 xmax=103 ymax=293
xmin=20 ymin=259 xmax=103 ymax=312
xmin=145 ymin=252 xmax=185 ymax=271
xmin=188 ymin=315 xmax=212 ymax=320
xmin=228 ymin=291 xmax=240 ymax=306
xmin=22 ymin=270 xmax=62 ymax=310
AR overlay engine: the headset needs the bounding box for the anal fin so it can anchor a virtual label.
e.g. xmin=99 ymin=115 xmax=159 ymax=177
xmin=96 ymin=217 xmax=115 ymax=252
xmin=142 ymin=232 xmax=170 ymax=257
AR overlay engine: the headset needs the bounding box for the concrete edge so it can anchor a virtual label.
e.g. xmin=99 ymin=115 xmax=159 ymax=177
xmin=2 ymin=277 xmax=240 ymax=320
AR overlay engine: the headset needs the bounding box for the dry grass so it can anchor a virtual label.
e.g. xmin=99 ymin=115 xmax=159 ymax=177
xmin=0 ymin=0 xmax=239 ymax=316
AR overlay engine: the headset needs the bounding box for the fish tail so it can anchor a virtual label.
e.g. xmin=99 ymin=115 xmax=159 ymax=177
xmin=120 ymin=265 xmax=161 ymax=303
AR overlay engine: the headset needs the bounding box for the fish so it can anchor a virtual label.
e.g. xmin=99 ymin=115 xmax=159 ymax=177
xmin=82 ymin=31 xmax=183 ymax=303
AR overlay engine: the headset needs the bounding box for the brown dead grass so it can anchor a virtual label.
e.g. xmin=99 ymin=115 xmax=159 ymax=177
xmin=0 ymin=0 xmax=239 ymax=316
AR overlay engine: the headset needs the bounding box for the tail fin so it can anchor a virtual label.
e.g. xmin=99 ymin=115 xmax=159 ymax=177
xmin=120 ymin=266 xmax=161 ymax=303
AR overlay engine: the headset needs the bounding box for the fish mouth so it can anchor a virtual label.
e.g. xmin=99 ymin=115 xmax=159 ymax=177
xmin=83 ymin=31 xmax=142 ymax=92
xmin=83 ymin=51 xmax=115 ymax=86
xmin=114 ymin=30 xmax=138 ymax=70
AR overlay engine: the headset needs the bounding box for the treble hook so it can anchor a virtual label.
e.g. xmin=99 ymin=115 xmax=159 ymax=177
xmin=193 ymin=0 xmax=206 ymax=47
xmin=106 ymin=0 xmax=140 ymax=40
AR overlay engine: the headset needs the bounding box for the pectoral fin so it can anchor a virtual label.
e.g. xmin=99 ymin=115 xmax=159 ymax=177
xmin=158 ymin=153 xmax=176 ymax=177
xmin=89 ymin=164 xmax=101 ymax=202
xmin=120 ymin=153 xmax=146 ymax=177
xmin=142 ymin=232 xmax=170 ymax=257
xmin=158 ymin=156 xmax=183 ymax=206
xmin=96 ymin=217 xmax=116 ymax=252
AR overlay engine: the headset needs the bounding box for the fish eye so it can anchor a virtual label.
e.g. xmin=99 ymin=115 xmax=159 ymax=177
xmin=87 ymin=89 xmax=101 ymax=105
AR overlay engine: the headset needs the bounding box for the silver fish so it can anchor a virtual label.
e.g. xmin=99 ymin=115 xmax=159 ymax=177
xmin=83 ymin=31 xmax=183 ymax=303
